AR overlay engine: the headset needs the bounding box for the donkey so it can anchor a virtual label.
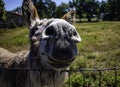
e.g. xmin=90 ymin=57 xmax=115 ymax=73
xmin=0 ymin=0 xmax=81 ymax=87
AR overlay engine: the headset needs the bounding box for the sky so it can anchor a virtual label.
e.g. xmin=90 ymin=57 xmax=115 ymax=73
xmin=4 ymin=0 xmax=104 ymax=11
xmin=4 ymin=0 xmax=71 ymax=11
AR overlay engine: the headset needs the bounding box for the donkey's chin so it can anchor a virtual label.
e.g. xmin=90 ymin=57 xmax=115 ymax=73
xmin=47 ymin=56 xmax=75 ymax=70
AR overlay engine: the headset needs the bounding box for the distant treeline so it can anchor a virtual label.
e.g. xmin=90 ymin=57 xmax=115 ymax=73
xmin=31 ymin=0 xmax=120 ymax=22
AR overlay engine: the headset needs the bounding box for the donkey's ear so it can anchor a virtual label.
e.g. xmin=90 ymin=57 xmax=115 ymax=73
xmin=22 ymin=0 xmax=40 ymax=28
xmin=61 ymin=10 xmax=76 ymax=24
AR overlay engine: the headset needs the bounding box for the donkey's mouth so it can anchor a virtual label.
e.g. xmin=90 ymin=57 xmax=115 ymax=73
xmin=47 ymin=56 xmax=75 ymax=69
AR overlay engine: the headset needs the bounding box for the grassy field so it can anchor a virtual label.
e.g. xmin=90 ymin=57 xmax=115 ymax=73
xmin=72 ymin=21 xmax=120 ymax=68
xmin=0 ymin=26 xmax=29 ymax=52
xmin=0 ymin=21 xmax=120 ymax=86
xmin=70 ymin=21 xmax=120 ymax=87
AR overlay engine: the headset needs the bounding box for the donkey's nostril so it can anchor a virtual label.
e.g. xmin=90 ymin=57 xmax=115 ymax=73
xmin=73 ymin=31 xmax=77 ymax=36
xmin=45 ymin=26 xmax=55 ymax=36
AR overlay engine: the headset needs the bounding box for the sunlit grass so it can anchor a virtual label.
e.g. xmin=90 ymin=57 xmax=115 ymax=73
xmin=72 ymin=21 xmax=120 ymax=69
xmin=66 ymin=21 xmax=120 ymax=87
xmin=0 ymin=26 xmax=29 ymax=52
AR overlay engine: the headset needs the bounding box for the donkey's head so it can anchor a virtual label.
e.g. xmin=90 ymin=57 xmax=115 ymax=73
xmin=22 ymin=0 xmax=81 ymax=70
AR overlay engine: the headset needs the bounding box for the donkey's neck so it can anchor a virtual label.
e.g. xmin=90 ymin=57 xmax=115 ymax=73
xmin=28 ymin=44 xmax=52 ymax=70
xmin=28 ymin=50 xmax=66 ymax=87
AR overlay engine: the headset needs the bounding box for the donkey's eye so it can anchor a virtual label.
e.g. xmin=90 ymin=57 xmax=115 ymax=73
xmin=31 ymin=27 xmax=39 ymax=35
xmin=33 ymin=27 xmax=39 ymax=31
xmin=45 ymin=26 xmax=55 ymax=35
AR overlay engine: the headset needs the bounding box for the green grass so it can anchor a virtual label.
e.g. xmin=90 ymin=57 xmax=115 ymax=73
xmin=0 ymin=26 xmax=29 ymax=52
xmin=68 ymin=21 xmax=120 ymax=87
xmin=71 ymin=21 xmax=120 ymax=69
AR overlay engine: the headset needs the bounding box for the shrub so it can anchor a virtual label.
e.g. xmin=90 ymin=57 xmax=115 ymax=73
xmin=9 ymin=19 xmax=17 ymax=29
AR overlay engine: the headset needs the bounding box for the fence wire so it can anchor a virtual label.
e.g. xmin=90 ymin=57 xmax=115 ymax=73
xmin=64 ymin=67 xmax=120 ymax=87
xmin=0 ymin=67 xmax=120 ymax=87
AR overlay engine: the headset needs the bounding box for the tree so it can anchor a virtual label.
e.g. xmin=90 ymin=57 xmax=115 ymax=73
xmin=55 ymin=3 xmax=70 ymax=18
xmin=32 ymin=0 xmax=45 ymax=18
xmin=106 ymin=0 xmax=120 ymax=20
xmin=70 ymin=0 xmax=85 ymax=21
xmin=44 ymin=0 xmax=56 ymax=18
xmin=99 ymin=1 xmax=107 ymax=13
xmin=32 ymin=0 xmax=56 ymax=18
xmin=83 ymin=0 xmax=99 ymax=22
xmin=71 ymin=0 xmax=99 ymax=22
xmin=12 ymin=7 xmax=22 ymax=14
xmin=0 ymin=0 xmax=6 ymax=21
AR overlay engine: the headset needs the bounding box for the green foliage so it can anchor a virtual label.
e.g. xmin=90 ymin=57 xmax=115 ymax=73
xmin=70 ymin=0 xmax=99 ymax=22
xmin=64 ymin=70 xmax=120 ymax=87
xmin=99 ymin=1 xmax=107 ymax=13
xmin=70 ymin=0 xmax=120 ymax=21
xmin=44 ymin=0 xmax=56 ymax=18
xmin=12 ymin=7 xmax=22 ymax=13
xmin=32 ymin=0 xmax=70 ymax=18
xmin=55 ymin=3 xmax=70 ymax=18
xmin=32 ymin=0 xmax=56 ymax=18
xmin=106 ymin=0 xmax=119 ymax=20
xmin=0 ymin=0 xmax=6 ymax=21
xmin=9 ymin=19 xmax=17 ymax=29
xmin=30 ymin=0 xmax=120 ymax=21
